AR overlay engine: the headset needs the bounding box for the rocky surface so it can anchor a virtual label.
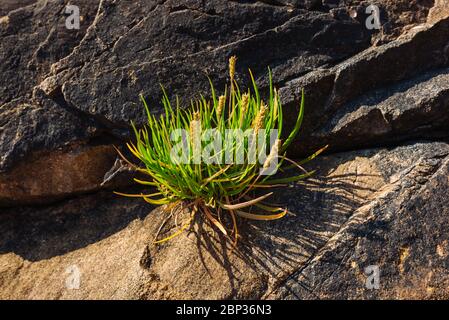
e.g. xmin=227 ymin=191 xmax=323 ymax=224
xmin=0 ymin=1 xmax=37 ymax=17
xmin=1 ymin=141 xmax=448 ymax=299
xmin=1 ymin=0 xmax=449 ymax=299
xmin=269 ymin=142 xmax=449 ymax=299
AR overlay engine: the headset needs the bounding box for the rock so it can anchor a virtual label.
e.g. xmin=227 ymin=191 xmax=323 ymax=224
xmin=428 ymin=0 xmax=449 ymax=24
xmin=0 ymin=192 xmax=152 ymax=299
xmin=0 ymin=0 xmax=99 ymax=106
xmin=0 ymin=91 xmax=97 ymax=173
xmin=0 ymin=144 xmax=117 ymax=206
xmin=1 ymin=0 xmax=445 ymax=205
xmin=45 ymin=0 xmax=373 ymax=128
xmin=1 ymin=141 xmax=448 ymax=299
xmin=280 ymin=15 xmax=449 ymax=156
xmin=0 ymin=0 xmax=37 ymax=17
xmin=268 ymin=142 xmax=449 ymax=299
xmin=300 ymin=67 xmax=449 ymax=154
xmin=0 ymin=90 xmax=120 ymax=206
xmin=0 ymin=0 xmax=121 ymax=205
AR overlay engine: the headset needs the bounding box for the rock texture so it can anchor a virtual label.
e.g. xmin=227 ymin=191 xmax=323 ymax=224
xmin=1 ymin=0 xmax=449 ymax=299
xmin=428 ymin=0 xmax=449 ymax=23
xmin=269 ymin=142 xmax=449 ymax=299
xmin=1 ymin=141 xmax=448 ymax=299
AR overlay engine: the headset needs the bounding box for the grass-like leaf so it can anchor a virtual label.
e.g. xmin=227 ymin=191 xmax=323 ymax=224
xmin=116 ymin=57 xmax=326 ymax=245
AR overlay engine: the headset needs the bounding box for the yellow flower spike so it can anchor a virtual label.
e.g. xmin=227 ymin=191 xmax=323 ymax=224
xmin=239 ymin=93 xmax=249 ymax=127
xmin=193 ymin=111 xmax=200 ymax=121
xmin=252 ymin=101 xmax=268 ymax=131
xmin=217 ymin=95 xmax=225 ymax=118
xmin=190 ymin=112 xmax=200 ymax=141
xmin=263 ymin=139 xmax=282 ymax=169
xmin=229 ymin=55 xmax=237 ymax=83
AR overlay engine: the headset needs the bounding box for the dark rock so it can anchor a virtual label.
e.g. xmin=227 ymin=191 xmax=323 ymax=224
xmin=0 ymin=0 xmax=99 ymax=106
xmin=300 ymin=67 xmax=449 ymax=154
xmin=1 ymin=0 xmax=444 ymax=205
xmin=0 ymin=0 xmax=37 ymax=17
xmin=280 ymin=16 xmax=449 ymax=156
xmin=0 ymin=0 xmax=121 ymax=204
xmin=0 ymin=91 xmax=98 ymax=173
xmin=0 ymin=89 xmax=120 ymax=206
xmin=45 ymin=0 xmax=373 ymax=128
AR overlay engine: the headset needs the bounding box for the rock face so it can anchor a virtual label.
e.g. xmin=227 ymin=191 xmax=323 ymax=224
xmin=0 ymin=0 xmax=448 ymax=299
xmin=270 ymin=150 xmax=449 ymax=299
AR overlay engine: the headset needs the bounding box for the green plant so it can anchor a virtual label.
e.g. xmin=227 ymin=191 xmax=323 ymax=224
xmin=116 ymin=57 xmax=326 ymax=245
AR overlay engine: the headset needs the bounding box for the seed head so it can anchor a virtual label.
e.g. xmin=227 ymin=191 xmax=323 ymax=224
xmin=193 ymin=111 xmax=200 ymax=121
xmin=252 ymin=102 xmax=268 ymax=131
xmin=263 ymin=139 xmax=282 ymax=169
xmin=239 ymin=93 xmax=250 ymax=126
xmin=241 ymin=93 xmax=249 ymax=113
xmin=217 ymin=95 xmax=226 ymax=118
xmin=190 ymin=111 xmax=201 ymax=149
xmin=229 ymin=56 xmax=237 ymax=82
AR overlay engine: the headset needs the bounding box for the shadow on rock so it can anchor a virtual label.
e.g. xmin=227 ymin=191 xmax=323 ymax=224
xmin=136 ymin=158 xmax=382 ymax=299
xmin=0 ymin=190 xmax=154 ymax=262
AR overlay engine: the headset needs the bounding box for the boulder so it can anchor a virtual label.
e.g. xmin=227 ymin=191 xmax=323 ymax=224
xmin=269 ymin=143 xmax=449 ymax=299
xmin=0 ymin=0 xmax=37 ymax=19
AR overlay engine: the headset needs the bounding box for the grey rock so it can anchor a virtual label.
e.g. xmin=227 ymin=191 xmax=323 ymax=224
xmin=0 ymin=0 xmax=99 ymax=106
xmin=0 ymin=90 xmax=99 ymax=173
xmin=305 ymin=67 xmax=449 ymax=154
xmin=0 ymin=0 xmax=37 ymax=17
xmin=280 ymin=16 xmax=449 ymax=156
xmin=45 ymin=0 xmax=374 ymax=128
xmin=1 ymin=0 xmax=449 ymax=300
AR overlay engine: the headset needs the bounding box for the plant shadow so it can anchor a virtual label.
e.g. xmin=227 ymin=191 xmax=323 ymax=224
xmin=173 ymin=166 xmax=383 ymax=297
xmin=0 ymin=153 xmax=385 ymax=299
xmin=0 ymin=189 xmax=155 ymax=262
